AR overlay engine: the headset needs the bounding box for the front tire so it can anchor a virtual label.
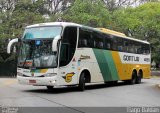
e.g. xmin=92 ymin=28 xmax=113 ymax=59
xmin=78 ymin=73 xmax=85 ymax=91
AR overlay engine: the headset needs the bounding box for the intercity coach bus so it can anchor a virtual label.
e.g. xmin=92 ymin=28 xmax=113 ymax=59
xmin=7 ymin=22 xmax=151 ymax=91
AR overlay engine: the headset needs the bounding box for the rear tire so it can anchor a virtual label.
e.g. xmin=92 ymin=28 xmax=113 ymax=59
xmin=130 ymin=71 xmax=137 ymax=85
xmin=136 ymin=71 xmax=142 ymax=84
xmin=47 ymin=86 xmax=54 ymax=90
xmin=78 ymin=72 xmax=85 ymax=91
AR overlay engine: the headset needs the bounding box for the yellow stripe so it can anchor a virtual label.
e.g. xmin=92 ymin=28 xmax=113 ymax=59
xmin=111 ymin=51 xmax=151 ymax=80
xmin=97 ymin=28 xmax=126 ymax=37
xmin=40 ymin=69 xmax=48 ymax=73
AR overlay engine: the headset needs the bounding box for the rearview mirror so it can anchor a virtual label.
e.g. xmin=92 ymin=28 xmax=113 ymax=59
xmin=7 ymin=38 xmax=18 ymax=54
xmin=52 ymin=35 xmax=61 ymax=52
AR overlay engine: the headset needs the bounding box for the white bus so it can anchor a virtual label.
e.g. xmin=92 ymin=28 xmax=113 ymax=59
xmin=7 ymin=22 xmax=151 ymax=91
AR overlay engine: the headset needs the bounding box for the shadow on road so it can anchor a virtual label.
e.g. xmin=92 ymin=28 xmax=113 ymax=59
xmin=23 ymin=81 xmax=146 ymax=94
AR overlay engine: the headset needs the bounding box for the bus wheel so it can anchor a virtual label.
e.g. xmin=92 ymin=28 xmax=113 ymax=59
xmin=78 ymin=72 xmax=85 ymax=91
xmin=136 ymin=71 xmax=142 ymax=84
xmin=47 ymin=86 xmax=54 ymax=90
xmin=130 ymin=71 xmax=137 ymax=85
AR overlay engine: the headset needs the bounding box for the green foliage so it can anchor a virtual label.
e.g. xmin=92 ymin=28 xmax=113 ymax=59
xmin=0 ymin=0 xmax=45 ymax=67
xmin=62 ymin=0 xmax=111 ymax=27
xmin=112 ymin=3 xmax=160 ymax=62
xmin=0 ymin=1 xmax=45 ymax=39
xmin=14 ymin=0 xmax=49 ymax=15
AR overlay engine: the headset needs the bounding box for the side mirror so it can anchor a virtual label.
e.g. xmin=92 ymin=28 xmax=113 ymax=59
xmin=7 ymin=38 xmax=18 ymax=54
xmin=52 ymin=35 xmax=61 ymax=52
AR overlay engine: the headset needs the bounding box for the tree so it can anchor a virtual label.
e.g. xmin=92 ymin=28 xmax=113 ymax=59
xmin=0 ymin=0 xmax=46 ymax=76
xmin=45 ymin=0 xmax=63 ymax=15
xmin=102 ymin=0 xmax=143 ymax=12
xmin=112 ymin=2 xmax=160 ymax=62
xmin=62 ymin=0 xmax=111 ymax=27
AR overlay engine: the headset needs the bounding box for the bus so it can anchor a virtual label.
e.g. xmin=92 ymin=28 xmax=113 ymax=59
xmin=7 ymin=22 xmax=151 ymax=91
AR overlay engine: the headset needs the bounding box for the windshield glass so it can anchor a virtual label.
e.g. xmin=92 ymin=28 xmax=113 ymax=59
xmin=18 ymin=39 xmax=57 ymax=68
xmin=23 ymin=26 xmax=62 ymax=39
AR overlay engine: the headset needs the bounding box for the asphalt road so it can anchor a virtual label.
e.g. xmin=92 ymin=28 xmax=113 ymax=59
xmin=0 ymin=77 xmax=160 ymax=113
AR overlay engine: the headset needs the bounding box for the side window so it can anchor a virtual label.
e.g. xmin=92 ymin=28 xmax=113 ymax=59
xmin=111 ymin=35 xmax=117 ymax=51
xmin=128 ymin=40 xmax=137 ymax=53
xmin=78 ymin=28 xmax=93 ymax=48
xmin=116 ymin=37 xmax=124 ymax=52
xmin=60 ymin=27 xmax=77 ymax=67
xmin=123 ymin=40 xmax=129 ymax=52
xmin=92 ymin=31 xmax=104 ymax=49
xmin=134 ymin=42 xmax=142 ymax=54
xmin=141 ymin=44 xmax=150 ymax=54
xmin=104 ymin=34 xmax=112 ymax=50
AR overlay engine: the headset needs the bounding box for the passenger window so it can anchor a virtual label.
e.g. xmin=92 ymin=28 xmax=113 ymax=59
xmin=128 ymin=42 xmax=135 ymax=53
xmin=98 ymin=42 xmax=104 ymax=48
xmin=111 ymin=36 xmax=117 ymax=51
xmin=141 ymin=44 xmax=150 ymax=54
xmin=78 ymin=28 xmax=93 ymax=48
xmin=123 ymin=40 xmax=129 ymax=52
xmin=116 ymin=37 xmax=124 ymax=52
xmin=92 ymin=31 xmax=104 ymax=49
xmin=134 ymin=42 xmax=141 ymax=54
xmin=104 ymin=34 xmax=112 ymax=50
xmin=81 ymin=39 xmax=88 ymax=47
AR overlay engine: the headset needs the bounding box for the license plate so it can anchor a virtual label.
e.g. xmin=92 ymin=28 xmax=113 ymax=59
xmin=29 ymin=80 xmax=36 ymax=83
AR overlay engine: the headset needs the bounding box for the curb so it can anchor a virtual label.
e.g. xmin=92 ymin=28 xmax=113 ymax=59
xmin=151 ymin=76 xmax=160 ymax=78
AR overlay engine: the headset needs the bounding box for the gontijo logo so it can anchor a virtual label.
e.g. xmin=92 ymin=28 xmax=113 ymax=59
xmin=63 ymin=72 xmax=75 ymax=83
xmin=119 ymin=52 xmax=150 ymax=64
xmin=123 ymin=55 xmax=139 ymax=62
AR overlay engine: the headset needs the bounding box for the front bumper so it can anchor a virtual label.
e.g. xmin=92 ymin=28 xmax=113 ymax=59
xmin=17 ymin=76 xmax=58 ymax=86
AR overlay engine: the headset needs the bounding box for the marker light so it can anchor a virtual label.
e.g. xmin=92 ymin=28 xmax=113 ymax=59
xmin=36 ymin=40 xmax=41 ymax=46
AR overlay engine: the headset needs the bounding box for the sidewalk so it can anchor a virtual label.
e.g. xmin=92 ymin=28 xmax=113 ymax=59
xmin=0 ymin=78 xmax=17 ymax=87
xmin=151 ymin=71 xmax=160 ymax=76
xmin=151 ymin=71 xmax=160 ymax=89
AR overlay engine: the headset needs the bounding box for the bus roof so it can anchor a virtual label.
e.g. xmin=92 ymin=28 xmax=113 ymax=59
xmin=26 ymin=22 xmax=150 ymax=44
xmin=96 ymin=28 xmax=150 ymax=44
xmin=26 ymin=22 xmax=82 ymax=28
xmin=97 ymin=28 xmax=126 ymax=37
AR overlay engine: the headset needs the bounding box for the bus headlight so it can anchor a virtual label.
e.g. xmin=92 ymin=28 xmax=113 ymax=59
xmin=44 ymin=73 xmax=57 ymax=77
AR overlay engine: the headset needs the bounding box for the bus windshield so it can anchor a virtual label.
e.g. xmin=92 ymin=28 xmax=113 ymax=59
xmin=17 ymin=26 xmax=62 ymax=68
xmin=23 ymin=26 xmax=62 ymax=39
xmin=18 ymin=39 xmax=57 ymax=68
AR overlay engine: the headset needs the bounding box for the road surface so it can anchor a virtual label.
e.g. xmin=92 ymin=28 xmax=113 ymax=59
xmin=0 ymin=77 xmax=160 ymax=113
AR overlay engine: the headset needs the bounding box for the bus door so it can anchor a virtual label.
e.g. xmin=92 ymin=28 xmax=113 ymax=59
xmin=59 ymin=27 xmax=78 ymax=85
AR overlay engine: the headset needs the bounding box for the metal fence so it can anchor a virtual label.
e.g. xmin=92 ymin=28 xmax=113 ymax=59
xmin=0 ymin=60 xmax=17 ymax=77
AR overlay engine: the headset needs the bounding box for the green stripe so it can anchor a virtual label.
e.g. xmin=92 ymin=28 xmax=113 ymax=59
xmin=93 ymin=49 xmax=119 ymax=81
xmin=31 ymin=69 xmax=40 ymax=73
